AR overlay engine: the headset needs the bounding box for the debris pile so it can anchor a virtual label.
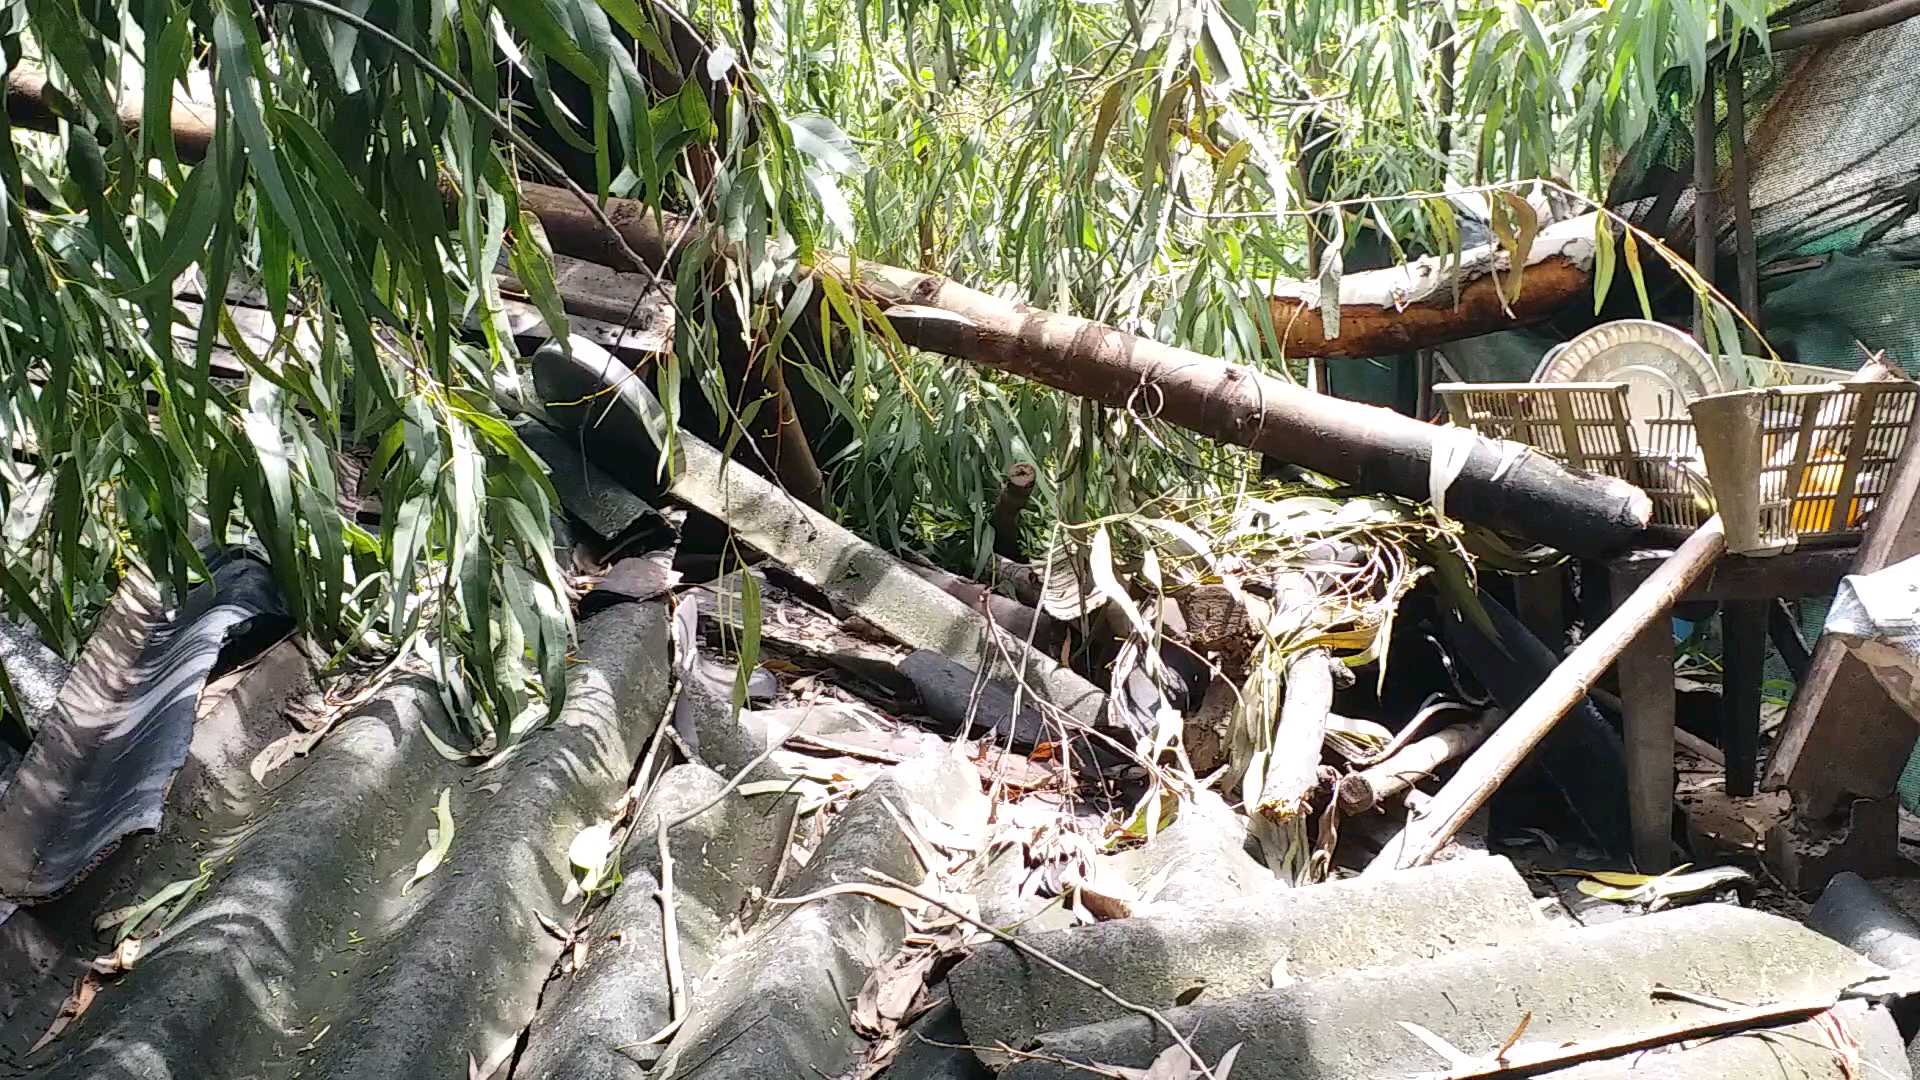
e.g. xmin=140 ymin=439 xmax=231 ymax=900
xmin=4 ymin=336 xmax=1920 ymax=1080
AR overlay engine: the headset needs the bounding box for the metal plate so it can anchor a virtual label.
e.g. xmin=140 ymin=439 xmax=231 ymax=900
xmin=1534 ymin=320 xmax=1725 ymax=432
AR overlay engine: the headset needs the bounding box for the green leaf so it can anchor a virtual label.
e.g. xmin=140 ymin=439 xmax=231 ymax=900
xmin=1592 ymin=213 xmax=1617 ymax=313
xmin=509 ymin=211 xmax=570 ymax=345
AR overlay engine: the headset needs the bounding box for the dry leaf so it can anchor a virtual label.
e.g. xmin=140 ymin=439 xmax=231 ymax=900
xmin=1495 ymin=1011 xmax=1532 ymax=1062
xmin=852 ymin=948 xmax=938 ymax=1036
xmin=402 ymin=788 xmax=455 ymax=895
xmin=1397 ymin=1020 xmax=1473 ymax=1069
xmin=29 ymin=974 xmax=100 ymax=1054
xmin=89 ymin=936 xmax=142 ymax=975
xmin=1142 ymin=1044 xmax=1195 ymax=1079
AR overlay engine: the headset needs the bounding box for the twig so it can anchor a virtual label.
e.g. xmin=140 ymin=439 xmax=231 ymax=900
xmin=1431 ymin=993 xmax=1839 ymax=1078
xmin=862 ymin=872 xmax=1223 ymax=1080
xmin=664 ymin=709 xmax=818 ymax=832
xmin=647 ymin=815 xmax=688 ymax=1045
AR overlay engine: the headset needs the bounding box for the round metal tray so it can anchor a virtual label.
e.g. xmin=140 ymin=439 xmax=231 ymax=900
xmin=1533 ymin=320 xmax=1724 ymax=431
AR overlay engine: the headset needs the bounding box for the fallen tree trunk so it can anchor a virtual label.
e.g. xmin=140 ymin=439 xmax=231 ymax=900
xmin=1267 ymin=215 xmax=1599 ymax=358
xmin=861 ymin=267 xmax=1648 ymax=557
xmin=5 ymin=74 xmax=1653 ymax=557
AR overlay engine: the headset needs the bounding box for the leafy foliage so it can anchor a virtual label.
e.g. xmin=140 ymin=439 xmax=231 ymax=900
xmin=0 ymin=0 xmax=1770 ymax=738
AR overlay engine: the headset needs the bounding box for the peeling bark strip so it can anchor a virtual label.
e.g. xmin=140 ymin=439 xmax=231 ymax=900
xmin=3 ymin=74 xmax=1651 ymax=556
xmin=1267 ymin=215 xmax=1599 ymax=358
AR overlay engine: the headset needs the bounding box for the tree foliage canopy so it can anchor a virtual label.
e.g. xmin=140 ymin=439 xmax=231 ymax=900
xmin=0 ymin=0 xmax=1765 ymax=740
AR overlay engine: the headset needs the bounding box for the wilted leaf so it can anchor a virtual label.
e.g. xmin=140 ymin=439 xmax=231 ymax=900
xmin=1143 ymin=1044 xmax=1196 ymax=1080
xmin=29 ymin=974 xmax=99 ymax=1053
xmin=402 ymin=788 xmax=455 ymax=896
xmin=569 ymin=821 xmax=617 ymax=894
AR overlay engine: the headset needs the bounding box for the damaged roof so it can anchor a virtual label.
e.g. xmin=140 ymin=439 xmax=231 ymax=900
xmin=0 ymin=556 xmax=1914 ymax=1080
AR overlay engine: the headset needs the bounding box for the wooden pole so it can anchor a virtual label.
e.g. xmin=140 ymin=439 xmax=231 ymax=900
xmin=1365 ymin=517 xmax=1728 ymax=874
xmin=1691 ymin=68 xmax=1718 ymax=344
xmin=1725 ymin=50 xmax=1762 ymax=342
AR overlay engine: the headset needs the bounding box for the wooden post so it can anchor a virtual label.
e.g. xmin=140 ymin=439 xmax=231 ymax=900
xmin=1721 ymin=598 xmax=1768 ymax=796
xmin=1725 ymin=48 xmax=1762 ymax=343
xmin=1618 ymin=617 xmax=1681 ymax=871
xmin=1691 ymin=67 xmax=1718 ymax=344
xmin=1366 ymin=518 xmax=1728 ymax=875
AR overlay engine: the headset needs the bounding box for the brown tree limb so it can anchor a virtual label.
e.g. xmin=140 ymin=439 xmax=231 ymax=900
xmin=1337 ymin=709 xmax=1502 ymax=814
xmin=1267 ymin=214 xmax=1600 ymax=359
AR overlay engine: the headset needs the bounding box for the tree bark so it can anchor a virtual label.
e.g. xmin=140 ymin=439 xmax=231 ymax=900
xmin=991 ymin=463 xmax=1036 ymax=560
xmin=1266 ymin=214 xmax=1600 ymax=358
xmin=5 ymin=74 xmax=1652 ymax=557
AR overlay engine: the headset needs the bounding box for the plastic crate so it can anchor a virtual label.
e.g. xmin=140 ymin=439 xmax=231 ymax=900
xmin=1437 ymin=377 xmax=1919 ymax=554
xmin=1687 ymin=381 xmax=1919 ymax=555
xmin=1434 ymin=382 xmax=1714 ymax=534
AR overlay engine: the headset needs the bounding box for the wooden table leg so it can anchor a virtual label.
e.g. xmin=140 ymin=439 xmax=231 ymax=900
xmin=1722 ymin=598 xmax=1768 ymax=797
xmin=1619 ymin=617 xmax=1677 ymax=872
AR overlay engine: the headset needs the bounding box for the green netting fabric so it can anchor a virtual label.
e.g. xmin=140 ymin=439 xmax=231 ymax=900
xmin=1603 ymin=5 xmax=1920 ymax=372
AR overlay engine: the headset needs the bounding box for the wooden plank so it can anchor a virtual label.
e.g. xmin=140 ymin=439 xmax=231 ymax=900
xmin=1764 ymin=408 xmax=1920 ymax=813
xmin=1768 ymin=600 xmax=1813 ymax=682
xmin=1607 ymin=544 xmax=1857 ymax=602
xmin=1721 ymin=598 xmax=1768 ymax=796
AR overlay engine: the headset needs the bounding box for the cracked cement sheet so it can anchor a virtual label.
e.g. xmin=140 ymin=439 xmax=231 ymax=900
xmin=1003 ymin=904 xmax=1901 ymax=1080
xmin=532 ymin=338 xmax=1107 ymax=733
xmin=4 ymin=599 xmax=670 ymax=1080
xmin=0 ymin=551 xmax=285 ymax=904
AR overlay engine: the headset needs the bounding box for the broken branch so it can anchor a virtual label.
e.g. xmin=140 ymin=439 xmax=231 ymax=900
xmin=5 ymin=72 xmax=1653 ymax=556
xmin=1266 ymin=215 xmax=1599 ymax=359
xmin=1337 ymin=710 xmax=1503 ymax=815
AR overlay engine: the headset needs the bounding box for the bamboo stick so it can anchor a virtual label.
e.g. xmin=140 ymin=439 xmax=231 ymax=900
xmin=1365 ymin=517 xmax=1728 ymax=874
xmin=1256 ymin=649 xmax=1336 ymax=819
